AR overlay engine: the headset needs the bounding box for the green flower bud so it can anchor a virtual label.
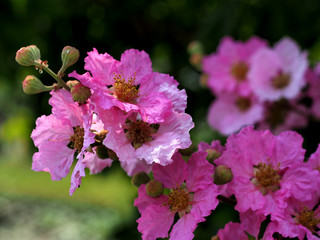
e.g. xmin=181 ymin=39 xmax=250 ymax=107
xmin=95 ymin=145 xmax=109 ymax=159
xmin=187 ymin=41 xmax=204 ymax=55
xmin=107 ymin=149 xmax=119 ymax=161
xmin=71 ymin=82 xmax=91 ymax=104
xmin=59 ymin=46 xmax=80 ymax=75
xmin=131 ymin=172 xmax=151 ymax=187
xmin=15 ymin=45 xmax=41 ymax=66
xmin=22 ymin=75 xmax=52 ymax=94
xmin=206 ymin=149 xmax=222 ymax=164
xmin=214 ymin=165 xmax=233 ymax=185
xmin=145 ymin=179 xmax=163 ymax=198
xmin=178 ymin=145 xmax=196 ymax=156
xmin=66 ymin=80 xmax=80 ymax=89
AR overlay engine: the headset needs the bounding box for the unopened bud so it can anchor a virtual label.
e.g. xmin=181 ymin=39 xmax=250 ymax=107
xmin=131 ymin=172 xmax=151 ymax=187
xmin=178 ymin=145 xmax=196 ymax=156
xmin=59 ymin=46 xmax=80 ymax=75
xmin=107 ymin=149 xmax=119 ymax=161
xmin=95 ymin=145 xmax=109 ymax=159
xmin=206 ymin=149 xmax=222 ymax=164
xmin=15 ymin=45 xmax=41 ymax=66
xmin=211 ymin=236 xmax=220 ymax=240
xmin=66 ymin=80 xmax=79 ymax=89
xmin=145 ymin=179 xmax=163 ymax=198
xmin=71 ymin=83 xmax=91 ymax=104
xmin=187 ymin=41 xmax=204 ymax=55
xmin=214 ymin=165 xmax=233 ymax=185
xmin=22 ymin=75 xmax=52 ymax=94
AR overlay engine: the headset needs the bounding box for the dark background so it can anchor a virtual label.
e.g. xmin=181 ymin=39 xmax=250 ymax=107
xmin=1 ymin=0 xmax=320 ymax=239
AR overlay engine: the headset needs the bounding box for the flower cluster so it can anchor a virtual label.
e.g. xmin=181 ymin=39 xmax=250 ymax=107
xmin=199 ymin=36 xmax=319 ymax=135
xmin=16 ymin=45 xmax=193 ymax=195
xmin=16 ymin=41 xmax=320 ymax=240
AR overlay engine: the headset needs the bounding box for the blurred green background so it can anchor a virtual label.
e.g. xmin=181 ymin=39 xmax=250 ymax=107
xmin=1 ymin=0 xmax=320 ymax=239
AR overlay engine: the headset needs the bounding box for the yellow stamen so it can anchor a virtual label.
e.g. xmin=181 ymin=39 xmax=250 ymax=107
xmin=113 ymin=73 xmax=139 ymax=102
xmin=231 ymin=62 xmax=249 ymax=82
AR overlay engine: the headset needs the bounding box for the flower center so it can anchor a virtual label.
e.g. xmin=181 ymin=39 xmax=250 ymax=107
xmin=124 ymin=120 xmax=159 ymax=149
xmin=252 ymin=163 xmax=281 ymax=195
xmin=69 ymin=126 xmax=84 ymax=152
xmin=166 ymin=187 xmax=191 ymax=213
xmin=265 ymin=99 xmax=290 ymax=128
xmin=231 ymin=61 xmax=249 ymax=82
xmin=298 ymin=207 xmax=320 ymax=231
xmin=271 ymin=72 xmax=291 ymax=89
xmin=113 ymin=73 xmax=139 ymax=102
xmin=235 ymin=97 xmax=251 ymax=112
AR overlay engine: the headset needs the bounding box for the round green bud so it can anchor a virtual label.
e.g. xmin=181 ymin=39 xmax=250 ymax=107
xmin=131 ymin=172 xmax=151 ymax=188
xmin=71 ymin=83 xmax=91 ymax=104
xmin=206 ymin=149 xmax=222 ymax=164
xmin=61 ymin=46 xmax=80 ymax=68
xmin=66 ymin=80 xmax=80 ymax=89
xmin=95 ymin=145 xmax=109 ymax=159
xmin=145 ymin=179 xmax=163 ymax=198
xmin=22 ymin=75 xmax=51 ymax=94
xmin=214 ymin=165 xmax=233 ymax=185
xmin=107 ymin=149 xmax=119 ymax=161
xmin=15 ymin=45 xmax=41 ymax=66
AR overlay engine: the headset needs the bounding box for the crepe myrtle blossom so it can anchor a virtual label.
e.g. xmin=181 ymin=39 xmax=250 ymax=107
xmin=306 ymin=63 xmax=320 ymax=119
xmin=214 ymin=222 xmax=253 ymax=240
xmin=98 ymin=106 xmax=194 ymax=167
xmin=134 ymin=151 xmax=219 ymax=240
xmin=202 ymin=36 xmax=267 ymax=96
xmin=248 ymin=37 xmax=308 ymax=101
xmin=207 ymin=93 xmax=263 ymax=135
xmin=257 ymin=97 xmax=309 ymax=135
xmin=263 ymin=198 xmax=320 ymax=240
xmin=31 ymin=89 xmax=94 ymax=194
xmin=215 ymin=126 xmax=320 ymax=217
xmin=69 ymin=48 xmax=187 ymax=124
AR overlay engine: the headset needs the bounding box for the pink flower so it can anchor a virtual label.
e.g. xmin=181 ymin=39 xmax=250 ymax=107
xmin=134 ymin=151 xmax=219 ymax=240
xmin=215 ymin=126 xmax=319 ymax=217
xmin=99 ymin=107 xmax=194 ymax=167
xmin=207 ymin=93 xmax=263 ymax=135
xmin=70 ymin=49 xmax=186 ymax=123
xmin=248 ymin=37 xmax=308 ymax=101
xmin=202 ymin=36 xmax=267 ymax=96
xmin=31 ymin=89 xmax=96 ymax=195
xmin=257 ymin=98 xmax=309 ymax=134
xmin=306 ymin=63 xmax=320 ymax=119
xmin=263 ymin=198 xmax=320 ymax=240
xmin=216 ymin=222 xmax=251 ymax=240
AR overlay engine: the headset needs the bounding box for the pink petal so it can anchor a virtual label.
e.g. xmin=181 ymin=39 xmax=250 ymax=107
xmin=170 ymin=214 xmax=198 ymax=240
xmin=153 ymin=152 xmax=187 ymax=189
xmin=69 ymin=158 xmax=86 ymax=195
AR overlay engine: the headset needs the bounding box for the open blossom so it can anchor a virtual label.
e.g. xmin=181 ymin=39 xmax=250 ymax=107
xmin=98 ymin=107 xmax=194 ymax=167
xmin=257 ymin=98 xmax=309 ymax=134
xmin=306 ymin=63 xmax=320 ymax=119
xmin=70 ymin=48 xmax=186 ymax=124
xmin=248 ymin=37 xmax=308 ymax=101
xmin=207 ymin=93 xmax=263 ymax=135
xmin=31 ymin=89 xmax=95 ymax=195
xmin=215 ymin=126 xmax=320 ymax=217
xmin=263 ymin=198 xmax=320 ymax=240
xmin=134 ymin=151 xmax=219 ymax=240
xmin=202 ymin=36 xmax=267 ymax=96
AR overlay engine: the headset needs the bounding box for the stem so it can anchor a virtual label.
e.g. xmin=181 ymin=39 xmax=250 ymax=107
xmin=217 ymin=194 xmax=237 ymax=206
xmin=35 ymin=61 xmax=71 ymax=91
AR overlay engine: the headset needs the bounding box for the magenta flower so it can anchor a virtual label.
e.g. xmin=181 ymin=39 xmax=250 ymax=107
xmin=263 ymin=198 xmax=320 ymax=240
xmin=202 ymin=36 xmax=267 ymax=96
xmin=215 ymin=126 xmax=319 ymax=217
xmin=216 ymin=222 xmax=251 ymax=240
xmin=70 ymin=49 xmax=186 ymax=123
xmin=207 ymin=93 xmax=263 ymax=135
xmin=248 ymin=37 xmax=308 ymax=101
xmin=98 ymin=107 xmax=194 ymax=167
xmin=31 ymin=89 xmax=96 ymax=195
xmin=134 ymin=151 xmax=219 ymax=240
xmin=306 ymin=63 xmax=320 ymax=119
